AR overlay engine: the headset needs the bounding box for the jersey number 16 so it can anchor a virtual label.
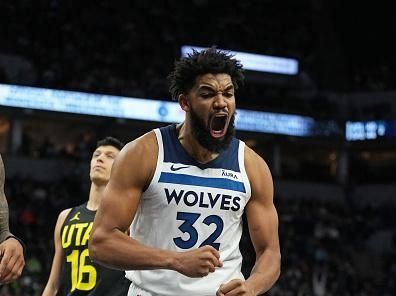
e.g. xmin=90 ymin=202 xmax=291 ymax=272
xmin=67 ymin=249 xmax=97 ymax=291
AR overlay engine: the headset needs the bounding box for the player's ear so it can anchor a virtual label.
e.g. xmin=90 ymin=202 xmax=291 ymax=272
xmin=178 ymin=94 xmax=190 ymax=112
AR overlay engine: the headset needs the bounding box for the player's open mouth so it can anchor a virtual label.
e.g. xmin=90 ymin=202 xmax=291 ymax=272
xmin=209 ymin=113 xmax=228 ymax=138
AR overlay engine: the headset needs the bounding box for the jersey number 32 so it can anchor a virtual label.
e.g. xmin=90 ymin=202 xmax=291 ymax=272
xmin=173 ymin=211 xmax=224 ymax=250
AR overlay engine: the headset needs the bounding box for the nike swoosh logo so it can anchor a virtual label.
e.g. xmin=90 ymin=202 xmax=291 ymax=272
xmin=170 ymin=164 xmax=189 ymax=171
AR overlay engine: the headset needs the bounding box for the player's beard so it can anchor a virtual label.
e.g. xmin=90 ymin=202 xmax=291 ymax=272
xmin=190 ymin=108 xmax=235 ymax=153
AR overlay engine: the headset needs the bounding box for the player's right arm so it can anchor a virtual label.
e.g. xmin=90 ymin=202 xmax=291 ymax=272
xmin=42 ymin=208 xmax=71 ymax=296
xmin=89 ymin=131 xmax=221 ymax=277
xmin=0 ymin=154 xmax=25 ymax=284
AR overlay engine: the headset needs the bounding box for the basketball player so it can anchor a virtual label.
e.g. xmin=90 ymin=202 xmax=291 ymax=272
xmin=42 ymin=137 xmax=130 ymax=296
xmin=89 ymin=47 xmax=281 ymax=296
xmin=0 ymin=154 xmax=25 ymax=284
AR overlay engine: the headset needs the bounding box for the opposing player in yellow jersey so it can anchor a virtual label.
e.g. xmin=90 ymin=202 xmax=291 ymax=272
xmin=43 ymin=137 xmax=130 ymax=296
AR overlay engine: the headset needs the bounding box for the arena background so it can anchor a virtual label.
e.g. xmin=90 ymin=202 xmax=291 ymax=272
xmin=0 ymin=1 xmax=395 ymax=295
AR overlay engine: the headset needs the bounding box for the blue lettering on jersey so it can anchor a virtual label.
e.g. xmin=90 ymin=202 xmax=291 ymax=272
xmin=165 ymin=188 xmax=183 ymax=204
xmin=164 ymin=188 xmax=241 ymax=212
xmin=208 ymin=192 xmax=221 ymax=208
xmin=220 ymin=194 xmax=232 ymax=210
xmin=173 ymin=211 xmax=224 ymax=250
xmin=221 ymin=170 xmax=238 ymax=179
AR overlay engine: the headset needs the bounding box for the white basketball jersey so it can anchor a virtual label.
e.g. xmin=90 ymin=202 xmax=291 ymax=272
xmin=126 ymin=124 xmax=251 ymax=296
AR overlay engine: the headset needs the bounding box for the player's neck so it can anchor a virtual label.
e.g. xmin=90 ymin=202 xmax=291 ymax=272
xmin=87 ymin=182 xmax=106 ymax=211
xmin=177 ymin=123 xmax=219 ymax=164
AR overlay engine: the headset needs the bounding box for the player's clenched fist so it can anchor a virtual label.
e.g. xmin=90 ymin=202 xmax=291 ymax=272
xmin=0 ymin=237 xmax=25 ymax=284
xmin=216 ymin=279 xmax=255 ymax=296
xmin=174 ymin=245 xmax=223 ymax=278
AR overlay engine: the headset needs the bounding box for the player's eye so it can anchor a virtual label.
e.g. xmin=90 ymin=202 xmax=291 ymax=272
xmin=200 ymin=92 xmax=214 ymax=98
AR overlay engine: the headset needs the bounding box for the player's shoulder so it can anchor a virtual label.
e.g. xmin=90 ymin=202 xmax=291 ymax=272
xmin=58 ymin=208 xmax=72 ymax=221
xmin=54 ymin=208 xmax=73 ymax=233
xmin=243 ymin=143 xmax=264 ymax=163
xmin=122 ymin=130 xmax=157 ymax=155
xmin=243 ymin=142 xmax=271 ymax=176
xmin=113 ymin=130 xmax=158 ymax=176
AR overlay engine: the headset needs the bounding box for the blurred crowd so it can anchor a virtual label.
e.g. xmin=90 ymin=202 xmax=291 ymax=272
xmin=1 ymin=1 xmax=396 ymax=295
xmin=1 ymin=168 xmax=394 ymax=295
xmin=1 ymin=0 xmax=396 ymax=118
xmin=3 ymin=125 xmax=395 ymax=295
xmin=269 ymin=199 xmax=395 ymax=295
xmin=2 ymin=120 xmax=395 ymax=295
xmin=0 ymin=0 xmax=313 ymax=117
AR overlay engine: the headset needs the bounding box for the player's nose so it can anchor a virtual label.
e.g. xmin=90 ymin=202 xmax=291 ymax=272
xmin=213 ymin=94 xmax=227 ymax=109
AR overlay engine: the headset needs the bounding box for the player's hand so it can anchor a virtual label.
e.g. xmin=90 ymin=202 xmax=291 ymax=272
xmin=216 ymin=279 xmax=255 ymax=296
xmin=175 ymin=245 xmax=223 ymax=278
xmin=0 ymin=237 xmax=25 ymax=284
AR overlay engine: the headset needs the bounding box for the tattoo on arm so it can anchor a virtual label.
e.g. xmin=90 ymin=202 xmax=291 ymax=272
xmin=0 ymin=154 xmax=11 ymax=242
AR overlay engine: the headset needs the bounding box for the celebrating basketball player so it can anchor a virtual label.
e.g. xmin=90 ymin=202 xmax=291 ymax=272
xmin=89 ymin=47 xmax=281 ymax=296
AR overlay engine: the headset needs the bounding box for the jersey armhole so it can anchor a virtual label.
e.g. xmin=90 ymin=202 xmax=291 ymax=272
xmin=58 ymin=208 xmax=73 ymax=237
xmin=238 ymin=141 xmax=252 ymax=201
xmin=143 ymin=129 xmax=163 ymax=194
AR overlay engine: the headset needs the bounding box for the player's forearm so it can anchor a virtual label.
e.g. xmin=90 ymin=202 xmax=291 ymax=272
xmin=245 ymin=248 xmax=281 ymax=295
xmin=0 ymin=155 xmax=11 ymax=243
xmin=42 ymin=284 xmax=58 ymax=296
xmin=0 ymin=193 xmax=11 ymax=243
xmin=89 ymin=228 xmax=176 ymax=271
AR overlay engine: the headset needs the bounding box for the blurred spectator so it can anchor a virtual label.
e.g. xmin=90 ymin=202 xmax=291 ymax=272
xmin=0 ymin=166 xmax=394 ymax=295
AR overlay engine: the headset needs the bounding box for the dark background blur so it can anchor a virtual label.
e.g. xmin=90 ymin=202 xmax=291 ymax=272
xmin=0 ymin=1 xmax=395 ymax=295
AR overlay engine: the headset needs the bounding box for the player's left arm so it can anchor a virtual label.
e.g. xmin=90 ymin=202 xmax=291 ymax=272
xmin=243 ymin=145 xmax=281 ymax=295
xmin=217 ymin=146 xmax=281 ymax=296
xmin=0 ymin=154 xmax=25 ymax=284
xmin=0 ymin=154 xmax=11 ymax=243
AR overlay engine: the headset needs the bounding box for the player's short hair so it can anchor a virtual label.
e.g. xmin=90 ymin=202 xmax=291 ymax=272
xmin=167 ymin=46 xmax=245 ymax=101
xmin=96 ymin=136 xmax=124 ymax=151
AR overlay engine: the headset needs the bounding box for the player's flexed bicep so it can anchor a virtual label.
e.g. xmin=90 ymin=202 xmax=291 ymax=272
xmin=217 ymin=146 xmax=281 ymax=296
xmin=89 ymin=132 xmax=158 ymax=269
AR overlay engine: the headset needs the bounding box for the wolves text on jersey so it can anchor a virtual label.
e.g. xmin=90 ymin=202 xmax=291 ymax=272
xmin=164 ymin=188 xmax=241 ymax=211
